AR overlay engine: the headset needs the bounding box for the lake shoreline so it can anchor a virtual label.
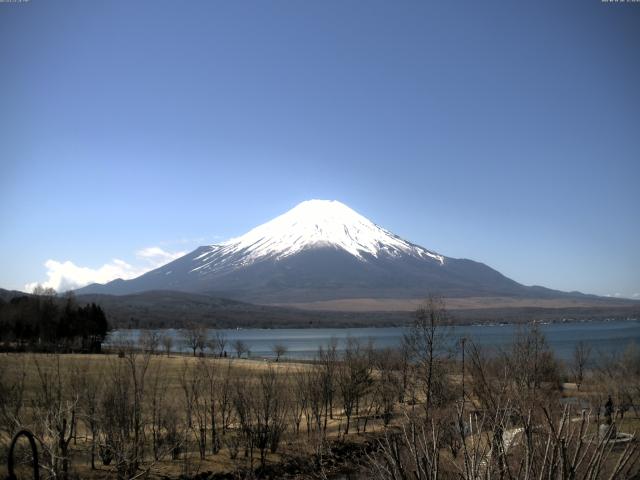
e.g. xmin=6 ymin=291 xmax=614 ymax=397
xmin=112 ymin=311 xmax=640 ymax=331
xmin=106 ymin=318 xmax=640 ymax=362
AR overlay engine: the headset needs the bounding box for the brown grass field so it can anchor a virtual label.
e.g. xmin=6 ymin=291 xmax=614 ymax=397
xmin=1 ymin=346 xmax=638 ymax=480
xmin=0 ymin=352 xmax=391 ymax=479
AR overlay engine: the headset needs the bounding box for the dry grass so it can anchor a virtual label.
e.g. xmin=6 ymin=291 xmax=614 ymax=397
xmin=3 ymin=352 xmax=637 ymax=479
xmin=1 ymin=352 xmax=310 ymax=396
xmin=0 ymin=352 xmax=390 ymax=479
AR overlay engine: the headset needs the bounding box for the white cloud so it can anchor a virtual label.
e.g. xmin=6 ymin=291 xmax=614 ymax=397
xmin=24 ymin=259 xmax=142 ymax=293
xmin=605 ymin=292 xmax=639 ymax=300
xmin=25 ymin=246 xmax=186 ymax=293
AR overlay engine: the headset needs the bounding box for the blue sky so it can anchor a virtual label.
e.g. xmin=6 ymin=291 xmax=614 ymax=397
xmin=1 ymin=0 xmax=639 ymax=297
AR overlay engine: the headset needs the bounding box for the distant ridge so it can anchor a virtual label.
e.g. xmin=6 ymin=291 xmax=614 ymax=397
xmin=2 ymin=287 xmax=637 ymax=329
xmin=72 ymin=290 xmax=640 ymax=329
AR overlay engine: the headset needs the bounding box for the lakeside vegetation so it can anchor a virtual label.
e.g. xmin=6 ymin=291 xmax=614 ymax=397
xmin=0 ymin=288 xmax=109 ymax=353
xmin=1 ymin=298 xmax=639 ymax=479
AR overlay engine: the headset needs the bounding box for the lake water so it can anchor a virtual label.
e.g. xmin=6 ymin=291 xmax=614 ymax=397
xmin=106 ymin=319 xmax=640 ymax=362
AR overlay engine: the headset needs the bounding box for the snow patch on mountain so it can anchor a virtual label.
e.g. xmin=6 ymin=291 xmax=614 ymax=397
xmin=191 ymin=200 xmax=444 ymax=274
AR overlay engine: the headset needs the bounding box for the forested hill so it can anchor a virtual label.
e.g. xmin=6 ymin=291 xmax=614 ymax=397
xmin=0 ymin=290 xmax=109 ymax=351
xmin=73 ymin=290 xmax=412 ymax=329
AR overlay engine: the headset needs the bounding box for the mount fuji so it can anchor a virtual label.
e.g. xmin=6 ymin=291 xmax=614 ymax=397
xmin=76 ymin=200 xmax=588 ymax=304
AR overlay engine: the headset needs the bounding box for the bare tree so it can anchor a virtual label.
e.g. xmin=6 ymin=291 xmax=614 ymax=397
xmin=290 ymin=369 xmax=309 ymax=435
xmin=31 ymin=354 xmax=78 ymax=480
xmin=183 ymin=325 xmax=207 ymax=357
xmin=337 ymin=338 xmax=373 ymax=435
xmin=76 ymin=362 xmax=103 ymax=470
xmin=257 ymin=367 xmax=288 ymax=463
xmin=161 ymin=334 xmax=173 ymax=357
xmin=216 ymin=361 xmax=235 ymax=437
xmin=0 ymin=355 xmax=26 ymax=439
xmin=317 ymin=338 xmax=338 ymax=422
xmin=368 ymin=412 xmax=443 ymax=480
xmin=403 ymin=295 xmax=451 ymax=414
xmin=233 ymin=367 xmax=288 ymax=469
xmin=232 ymin=376 xmax=256 ymax=467
xmin=620 ymin=342 xmax=640 ymax=416
xmin=149 ymin=357 xmax=182 ymax=463
xmin=179 ymin=358 xmax=214 ymax=461
xmin=233 ymin=339 xmax=249 ymax=359
xmin=372 ymin=348 xmax=402 ymax=426
xmin=150 ymin=359 xmax=168 ymax=461
xmin=209 ymin=331 xmax=227 ymax=358
xmin=272 ymin=343 xmax=287 ymax=362
xmin=179 ymin=360 xmax=197 ymax=431
xmin=100 ymin=346 xmax=152 ymax=479
xmin=201 ymin=358 xmax=221 ymax=454
xmin=140 ymin=330 xmax=160 ymax=354
xmin=510 ymin=323 xmax=559 ymax=394
xmin=572 ymin=340 xmax=591 ymax=390
xmin=398 ymin=340 xmax=412 ymax=404
xmin=191 ymin=365 xmax=209 ymax=460
xmin=304 ymin=367 xmax=327 ymax=435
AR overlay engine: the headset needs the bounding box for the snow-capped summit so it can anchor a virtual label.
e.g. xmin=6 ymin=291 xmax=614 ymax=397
xmin=192 ymin=200 xmax=443 ymax=274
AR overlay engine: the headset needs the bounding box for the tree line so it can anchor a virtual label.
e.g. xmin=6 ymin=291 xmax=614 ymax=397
xmin=0 ymin=287 xmax=109 ymax=352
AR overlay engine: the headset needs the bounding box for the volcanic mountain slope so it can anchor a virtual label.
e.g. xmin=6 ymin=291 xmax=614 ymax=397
xmin=77 ymin=200 xmax=595 ymax=304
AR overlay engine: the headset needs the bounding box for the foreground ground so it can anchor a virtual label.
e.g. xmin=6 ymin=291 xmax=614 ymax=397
xmin=1 ymin=337 xmax=638 ymax=480
xmin=0 ymin=352 xmax=395 ymax=479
